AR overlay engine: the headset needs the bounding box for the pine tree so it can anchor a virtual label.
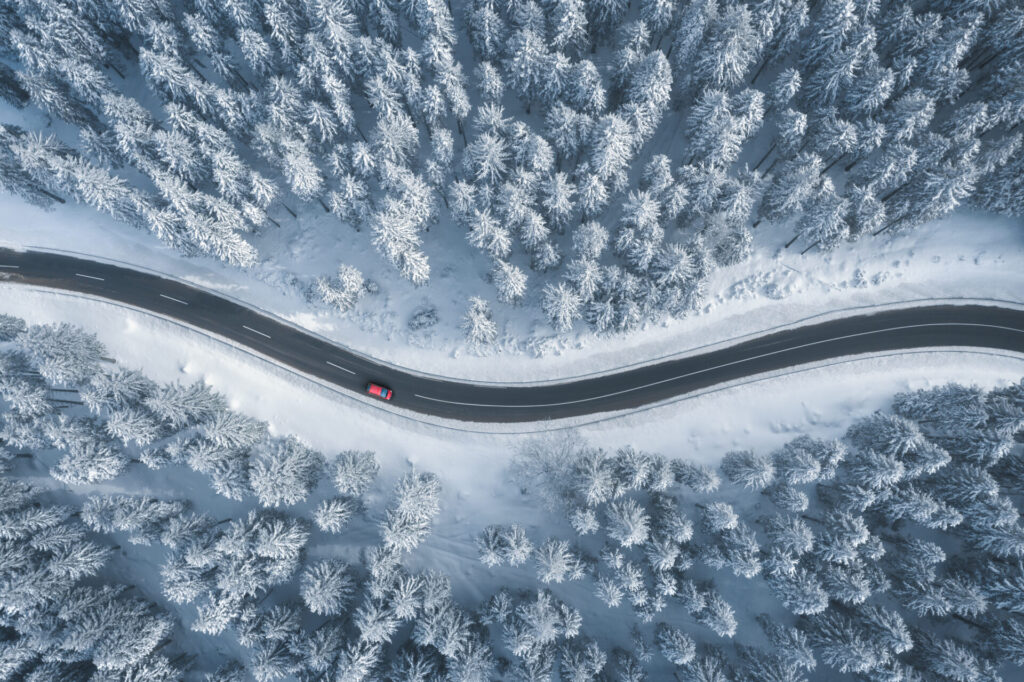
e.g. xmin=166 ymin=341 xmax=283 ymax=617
xmin=145 ymin=380 xmax=226 ymax=428
xmin=697 ymin=591 xmax=738 ymax=638
xmin=104 ymin=407 xmax=162 ymax=448
xmin=721 ymin=450 xmax=775 ymax=490
xmin=542 ymin=282 xmax=583 ymax=332
xmin=82 ymin=494 xmax=186 ymax=545
xmin=380 ymin=472 xmax=442 ymax=553
xmin=757 ymin=153 xmax=824 ymax=225
xmin=576 ymin=168 xmax=609 ymax=219
xmin=505 ymin=27 xmax=548 ymax=105
xmin=491 ymin=260 xmax=528 ymax=305
xmin=462 ymin=296 xmax=499 ymax=347
xmin=467 ymin=207 xmax=512 ymax=259
xmin=993 ymin=617 xmax=1024 ymax=667
xmin=702 ymin=502 xmax=739 ymax=533
xmin=607 ymin=498 xmax=650 ymax=547
xmin=52 ymin=440 xmax=128 ymax=486
xmin=535 ymin=538 xmax=582 ymax=584
xmin=588 ymin=114 xmax=634 ymax=186
xmin=17 ymin=322 xmax=105 ymax=385
xmin=333 ymin=450 xmax=379 ymax=496
xmin=565 ymin=61 xmax=605 ymax=116
xmin=300 ymin=560 xmax=355 ymax=616
xmin=886 ymin=89 xmax=936 ymax=144
xmin=694 ymin=4 xmax=760 ymax=90
xmin=847 ymin=184 xmax=886 ymax=237
xmin=674 ymin=460 xmax=721 ymax=494
xmin=312 ymin=265 xmax=367 ymax=312
xmin=847 ymin=412 xmax=926 ymax=459
xmin=807 ymin=610 xmax=879 ymax=675
xmin=775 ymin=107 xmax=808 ymax=158
xmin=83 ymin=368 xmax=157 ymax=414
xmin=0 ymin=314 xmax=26 ymax=342
xmin=915 ymin=634 xmax=986 ymax=682
xmin=763 ymin=514 xmax=814 ymax=556
xmin=200 ymin=410 xmax=268 ymax=450
xmin=249 ymin=436 xmax=325 ymax=508
xmin=656 ymin=623 xmax=696 ymax=665
xmin=502 ymin=525 xmax=535 ymax=566
xmin=794 ymin=177 xmax=849 ymax=251
xmin=463 ymin=132 xmax=508 ymax=186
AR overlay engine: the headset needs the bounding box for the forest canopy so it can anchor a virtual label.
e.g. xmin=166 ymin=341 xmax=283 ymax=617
xmin=0 ymin=0 xmax=1020 ymax=334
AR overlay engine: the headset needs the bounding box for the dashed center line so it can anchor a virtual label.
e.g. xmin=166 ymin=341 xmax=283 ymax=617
xmin=75 ymin=273 xmax=104 ymax=281
xmin=159 ymin=294 xmax=188 ymax=305
xmin=413 ymin=321 xmax=1024 ymax=408
xmin=326 ymin=360 xmax=356 ymax=375
xmin=242 ymin=325 xmax=271 ymax=339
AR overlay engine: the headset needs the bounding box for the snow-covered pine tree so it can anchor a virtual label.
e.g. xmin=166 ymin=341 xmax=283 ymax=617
xmin=300 ymin=560 xmax=356 ymax=616
xmin=542 ymin=282 xmax=583 ymax=332
xmin=16 ymin=322 xmax=105 ymax=385
xmin=51 ymin=439 xmax=128 ymax=486
xmin=606 ymin=498 xmax=650 ymax=548
xmin=145 ymin=380 xmax=226 ymax=428
xmin=200 ymin=409 xmax=268 ymax=450
xmin=462 ymin=296 xmax=499 ymax=347
xmin=721 ymin=450 xmax=775 ymax=490
xmin=380 ymin=471 xmax=442 ymax=553
xmin=249 ymin=436 xmax=325 ymax=508
xmin=333 ymin=450 xmax=379 ymax=497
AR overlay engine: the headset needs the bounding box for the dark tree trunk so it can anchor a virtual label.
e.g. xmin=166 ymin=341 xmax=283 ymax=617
xmin=880 ymin=182 xmax=908 ymax=203
xmin=104 ymin=62 xmax=126 ymax=79
xmin=753 ymin=142 xmax=776 ymax=171
xmin=750 ymin=55 xmax=771 ymax=85
xmin=821 ymin=153 xmax=845 ymax=175
xmin=40 ymin=187 xmax=66 ymax=204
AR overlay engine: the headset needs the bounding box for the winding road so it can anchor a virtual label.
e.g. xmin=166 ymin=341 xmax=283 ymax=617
xmin=1 ymin=247 xmax=1022 ymax=422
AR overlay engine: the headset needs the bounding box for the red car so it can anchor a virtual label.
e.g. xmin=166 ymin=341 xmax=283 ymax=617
xmin=366 ymin=382 xmax=393 ymax=400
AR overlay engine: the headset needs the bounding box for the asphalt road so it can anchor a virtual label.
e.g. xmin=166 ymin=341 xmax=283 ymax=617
xmin=1 ymin=247 xmax=1022 ymax=422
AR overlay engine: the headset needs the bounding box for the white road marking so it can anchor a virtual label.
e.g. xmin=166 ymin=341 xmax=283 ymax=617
xmin=159 ymin=294 xmax=188 ymax=305
xmin=326 ymin=360 xmax=356 ymax=375
xmin=0 ymin=264 xmax=19 ymax=269
xmin=242 ymin=325 xmax=271 ymax=339
xmin=75 ymin=273 xmax=104 ymax=281
xmin=414 ymin=322 xmax=1024 ymax=408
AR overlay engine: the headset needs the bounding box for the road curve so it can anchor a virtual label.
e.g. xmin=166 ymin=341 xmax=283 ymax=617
xmin=1 ymin=247 xmax=1022 ymax=422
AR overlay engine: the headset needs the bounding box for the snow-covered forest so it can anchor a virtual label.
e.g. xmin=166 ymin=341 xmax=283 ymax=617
xmin=0 ymin=0 xmax=1021 ymax=337
xmin=3 ymin=312 xmax=1024 ymax=680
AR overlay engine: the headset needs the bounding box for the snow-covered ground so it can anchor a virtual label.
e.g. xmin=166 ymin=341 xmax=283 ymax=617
xmin=3 ymin=190 xmax=1022 ymax=382
xmin=2 ymin=284 xmax=1021 ymax=452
